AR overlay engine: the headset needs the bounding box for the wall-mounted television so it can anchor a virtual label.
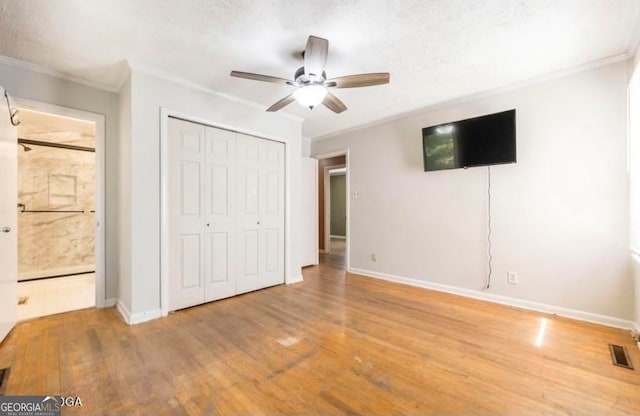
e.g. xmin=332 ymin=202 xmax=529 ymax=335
xmin=422 ymin=109 xmax=516 ymax=172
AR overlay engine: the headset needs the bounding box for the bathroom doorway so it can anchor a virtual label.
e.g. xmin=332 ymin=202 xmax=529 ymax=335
xmin=15 ymin=107 xmax=100 ymax=320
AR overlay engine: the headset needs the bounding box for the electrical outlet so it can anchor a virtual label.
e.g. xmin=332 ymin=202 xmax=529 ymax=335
xmin=507 ymin=272 xmax=518 ymax=284
xmin=352 ymin=191 xmax=359 ymax=199
xmin=371 ymin=253 xmax=377 ymax=262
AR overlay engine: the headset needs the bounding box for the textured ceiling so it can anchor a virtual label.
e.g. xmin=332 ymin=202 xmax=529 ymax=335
xmin=1 ymin=0 xmax=639 ymax=138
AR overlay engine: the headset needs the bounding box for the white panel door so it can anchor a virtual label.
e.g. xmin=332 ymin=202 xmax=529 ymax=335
xmin=259 ymin=139 xmax=285 ymax=287
xmin=204 ymin=126 xmax=236 ymax=301
xmin=167 ymin=118 xmax=285 ymax=309
xmin=236 ymin=134 xmax=285 ymax=294
xmin=168 ymin=118 xmax=206 ymax=311
xmin=0 ymin=93 xmax=17 ymax=343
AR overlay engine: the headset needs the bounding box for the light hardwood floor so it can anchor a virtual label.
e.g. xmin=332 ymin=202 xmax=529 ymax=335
xmin=0 ymin=252 xmax=639 ymax=414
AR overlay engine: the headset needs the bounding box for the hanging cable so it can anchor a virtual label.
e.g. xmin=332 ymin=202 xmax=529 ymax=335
xmin=4 ymin=89 xmax=20 ymax=126
xmin=486 ymin=165 xmax=492 ymax=289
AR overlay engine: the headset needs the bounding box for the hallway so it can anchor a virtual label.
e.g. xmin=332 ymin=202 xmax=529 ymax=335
xmin=319 ymin=237 xmax=345 ymax=270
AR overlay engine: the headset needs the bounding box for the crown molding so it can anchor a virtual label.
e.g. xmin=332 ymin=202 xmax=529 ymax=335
xmin=113 ymin=62 xmax=132 ymax=92
xmin=127 ymin=60 xmax=304 ymax=123
xmin=312 ymin=53 xmax=630 ymax=142
xmin=626 ymin=11 xmax=640 ymax=61
xmin=0 ymin=54 xmax=303 ymax=123
xmin=0 ymin=54 xmax=121 ymax=93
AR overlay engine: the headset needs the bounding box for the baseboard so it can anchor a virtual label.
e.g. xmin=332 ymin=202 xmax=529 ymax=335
xmin=116 ymin=300 xmax=162 ymax=325
xmin=104 ymin=298 xmax=118 ymax=307
xmin=348 ymin=267 xmax=636 ymax=330
xmin=330 ymin=235 xmax=346 ymax=240
xmin=116 ymin=300 xmax=131 ymax=324
xmin=130 ymin=309 xmax=162 ymax=324
xmin=286 ymin=274 xmax=304 ymax=284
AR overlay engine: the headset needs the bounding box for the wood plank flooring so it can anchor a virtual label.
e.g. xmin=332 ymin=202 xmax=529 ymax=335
xmin=0 ymin=251 xmax=639 ymax=414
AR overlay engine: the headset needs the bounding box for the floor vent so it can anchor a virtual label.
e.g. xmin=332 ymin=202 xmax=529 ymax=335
xmin=0 ymin=367 xmax=10 ymax=395
xmin=609 ymin=344 xmax=634 ymax=370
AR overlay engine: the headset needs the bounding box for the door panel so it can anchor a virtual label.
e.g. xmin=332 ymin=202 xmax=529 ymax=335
xmin=168 ymin=119 xmax=284 ymax=307
xmin=0 ymin=91 xmax=17 ymax=343
xmin=180 ymin=161 xmax=201 ymax=215
xmin=264 ymin=228 xmax=279 ymax=273
xmin=265 ymin=171 xmax=279 ymax=214
xmin=236 ymin=134 xmax=285 ymax=294
xmin=168 ymin=118 xmax=206 ymax=311
xmin=243 ymin=140 xmax=260 ymax=161
xmin=259 ymin=139 xmax=285 ymax=287
xmin=180 ymin=234 xmax=201 ymax=289
xmin=204 ymin=126 xmax=236 ymax=301
xmin=243 ymin=168 xmax=259 ymax=214
xmin=210 ymin=165 xmax=228 ymax=215
xmin=242 ymin=230 xmax=259 ymax=277
xmin=209 ymin=232 xmax=229 ymax=283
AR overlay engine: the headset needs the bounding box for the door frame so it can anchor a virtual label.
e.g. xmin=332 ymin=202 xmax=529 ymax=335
xmin=314 ymin=149 xmax=350 ymax=271
xmin=159 ymin=108 xmax=290 ymax=317
xmin=15 ymin=98 xmax=107 ymax=307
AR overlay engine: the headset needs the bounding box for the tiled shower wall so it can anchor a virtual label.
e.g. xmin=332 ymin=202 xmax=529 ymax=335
xmin=18 ymin=143 xmax=95 ymax=277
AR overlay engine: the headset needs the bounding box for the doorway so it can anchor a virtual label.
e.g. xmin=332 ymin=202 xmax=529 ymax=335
xmin=15 ymin=104 xmax=104 ymax=320
xmin=326 ymin=167 xmax=347 ymax=267
xmin=315 ymin=150 xmax=349 ymax=270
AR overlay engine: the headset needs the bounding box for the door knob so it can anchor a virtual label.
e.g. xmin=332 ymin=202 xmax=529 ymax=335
xmin=257 ymin=220 xmax=261 ymax=225
xmin=206 ymin=223 xmax=210 ymax=227
xmin=1 ymin=226 xmax=11 ymax=233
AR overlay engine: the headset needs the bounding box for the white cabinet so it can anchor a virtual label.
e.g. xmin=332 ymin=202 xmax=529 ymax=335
xmin=167 ymin=118 xmax=284 ymax=311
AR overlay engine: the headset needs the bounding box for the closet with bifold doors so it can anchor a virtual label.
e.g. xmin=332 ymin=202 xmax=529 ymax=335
xmin=167 ymin=117 xmax=285 ymax=312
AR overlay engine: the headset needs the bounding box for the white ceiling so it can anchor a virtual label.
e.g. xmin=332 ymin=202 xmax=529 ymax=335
xmin=1 ymin=0 xmax=639 ymax=138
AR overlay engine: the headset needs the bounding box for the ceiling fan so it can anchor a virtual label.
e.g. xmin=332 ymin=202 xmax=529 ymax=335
xmin=230 ymin=35 xmax=390 ymax=113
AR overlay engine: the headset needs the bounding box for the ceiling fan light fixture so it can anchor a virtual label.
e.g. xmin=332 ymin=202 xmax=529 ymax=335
xmin=293 ymin=84 xmax=327 ymax=109
xmin=230 ymin=35 xmax=389 ymax=114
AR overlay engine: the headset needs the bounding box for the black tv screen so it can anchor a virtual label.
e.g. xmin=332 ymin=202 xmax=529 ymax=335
xmin=422 ymin=109 xmax=516 ymax=172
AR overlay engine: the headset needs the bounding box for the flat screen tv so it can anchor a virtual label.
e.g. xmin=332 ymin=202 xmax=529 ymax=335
xmin=422 ymin=109 xmax=516 ymax=172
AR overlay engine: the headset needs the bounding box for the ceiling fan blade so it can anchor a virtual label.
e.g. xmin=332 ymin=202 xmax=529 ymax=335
xmin=230 ymin=71 xmax=291 ymax=85
xmin=266 ymin=94 xmax=296 ymax=112
xmin=304 ymin=36 xmax=329 ymax=78
xmin=326 ymin=73 xmax=390 ymax=88
xmin=322 ymin=92 xmax=347 ymax=114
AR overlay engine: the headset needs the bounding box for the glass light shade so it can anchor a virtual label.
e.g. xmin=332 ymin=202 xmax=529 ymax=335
xmin=293 ymin=85 xmax=327 ymax=108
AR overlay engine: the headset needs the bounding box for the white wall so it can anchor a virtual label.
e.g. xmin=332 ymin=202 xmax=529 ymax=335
xmin=117 ymin=73 xmax=132 ymax=311
xmin=300 ymin=157 xmax=318 ymax=267
xmin=312 ymin=60 xmax=632 ymax=322
xmin=0 ymin=61 xmax=120 ymax=301
xmin=120 ymin=68 xmax=303 ymax=320
xmin=633 ymin=256 xmax=640 ymax=331
xmin=301 ymin=136 xmax=311 ymax=157
xmin=629 ymin=46 xmax=640 ymax=331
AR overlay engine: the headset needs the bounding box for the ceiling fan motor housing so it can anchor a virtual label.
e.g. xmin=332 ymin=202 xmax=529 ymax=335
xmin=294 ymin=66 xmax=326 ymax=85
